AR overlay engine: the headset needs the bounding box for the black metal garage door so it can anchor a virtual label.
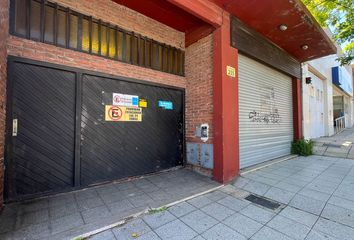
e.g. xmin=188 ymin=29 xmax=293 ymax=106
xmin=80 ymin=74 xmax=184 ymax=186
xmin=5 ymin=60 xmax=77 ymax=200
xmin=5 ymin=58 xmax=184 ymax=201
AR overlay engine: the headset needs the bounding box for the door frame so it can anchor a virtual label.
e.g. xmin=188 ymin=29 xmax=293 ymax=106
xmin=5 ymin=56 xmax=186 ymax=202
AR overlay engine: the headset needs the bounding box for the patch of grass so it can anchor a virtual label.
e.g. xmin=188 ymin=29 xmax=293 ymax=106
xmin=291 ymin=138 xmax=314 ymax=156
xmin=148 ymin=206 xmax=168 ymax=214
xmin=73 ymin=237 xmax=85 ymax=240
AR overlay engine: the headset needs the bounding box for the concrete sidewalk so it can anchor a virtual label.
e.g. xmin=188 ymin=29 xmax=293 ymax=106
xmin=0 ymin=169 xmax=220 ymax=240
xmin=313 ymin=127 xmax=354 ymax=159
xmin=87 ymin=155 xmax=354 ymax=240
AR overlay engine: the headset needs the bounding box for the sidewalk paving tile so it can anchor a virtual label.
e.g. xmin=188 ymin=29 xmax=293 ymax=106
xmin=305 ymin=230 xmax=337 ymax=240
xmin=12 ymin=222 xmax=51 ymax=240
xmin=49 ymin=201 xmax=79 ymax=219
xmin=242 ymin=180 xmax=271 ymax=196
xmin=143 ymin=211 xmax=176 ymax=229
xmin=77 ymin=196 xmax=105 ymax=211
xmin=0 ymin=213 xmax=16 ymax=234
xmin=327 ymin=195 xmax=354 ymax=211
xmin=15 ymin=209 xmax=49 ymax=229
xmin=129 ymin=194 xmax=155 ymax=208
xmin=90 ymin=230 xmax=117 ymax=240
xmin=289 ymin=194 xmax=326 ymax=215
xmin=313 ymin=217 xmax=354 ymax=240
xmin=48 ymin=193 xmax=76 ymax=208
xmin=321 ymin=203 xmax=354 ymax=228
xmin=251 ymin=226 xmax=293 ymax=240
xmin=275 ymin=181 xmax=303 ymax=193
xmin=147 ymin=190 xmax=171 ymax=201
xmin=192 ymin=236 xmax=206 ymax=240
xmin=112 ymin=219 xmax=151 ymax=240
xmin=200 ymin=202 xmax=235 ymax=221
xmin=239 ymin=204 xmax=276 ymax=224
xmin=217 ymin=196 xmax=249 ymax=212
xmin=100 ymin=191 xmax=126 ymax=205
xmin=50 ymin=212 xmax=84 ymax=235
xmin=232 ymin=177 xmax=251 ymax=188
xmin=204 ymin=191 xmax=228 ymax=202
xmin=81 ymin=205 xmax=112 ymax=224
xmin=306 ymin=183 xmax=337 ymax=195
xmin=155 ymin=219 xmax=198 ymax=240
xmin=297 ymin=188 xmax=331 ymax=202
xmin=180 ymin=210 xmax=218 ymax=234
xmin=187 ymin=195 xmax=214 ymax=208
xmin=264 ymin=187 xmax=296 ymax=204
xmin=282 ymin=178 xmax=309 ymax=188
xmin=135 ymin=231 xmax=161 ymax=240
xmin=278 ymin=206 xmax=318 ymax=228
xmin=201 ymin=223 xmax=247 ymax=240
xmin=266 ymin=215 xmax=311 ymax=240
xmin=75 ymin=189 xmax=99 ymax=201
xmin=223 ymin=212 xmax=263 ymax=238
xmin=168 ymin=202 xmax=197 ymax=218
xmin=20 ymin=199 xmax=48 ymax=213
xmin=313 ymin=146 xmax=326 ymax=155
xmin=107 ymin=199 xmax=135 ymax=215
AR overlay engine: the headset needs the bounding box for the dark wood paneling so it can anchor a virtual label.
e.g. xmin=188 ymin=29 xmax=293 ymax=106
xmin=231 ymin=17 xmax=301 ymax=79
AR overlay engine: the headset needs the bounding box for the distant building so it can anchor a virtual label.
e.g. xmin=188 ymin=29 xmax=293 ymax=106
xmin=302 ymin=45 xmax=353 ymax=139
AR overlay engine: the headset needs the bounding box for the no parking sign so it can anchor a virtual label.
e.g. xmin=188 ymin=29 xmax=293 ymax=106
xmin=105 ymin=105 xmax=142 ymax=122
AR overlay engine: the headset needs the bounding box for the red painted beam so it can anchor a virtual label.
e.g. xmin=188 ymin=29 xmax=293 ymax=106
xmin=167 ymin=0 xmax=223 ymax=28
xmin=292 ymin=78 xmax=303 ymax=140
xmin=213 ymin=12 xmax=239 ymax=183
xmin=113 ymin=0 xmax=205 ymax=32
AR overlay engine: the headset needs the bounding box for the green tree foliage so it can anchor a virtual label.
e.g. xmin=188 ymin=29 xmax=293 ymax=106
xmin=302 ymin=0 xmax=354 ymax=65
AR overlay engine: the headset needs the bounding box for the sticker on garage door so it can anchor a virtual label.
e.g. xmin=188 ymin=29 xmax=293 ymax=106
xmin=105 ymin=105 xmax=142 ymax=121
xmin=112 ymin=93 xmax=139 ymax=107
xmin=139 ymin=99 xmax=148 ymax=108
xmin=158 ymin=100 xmax=173 ymax=110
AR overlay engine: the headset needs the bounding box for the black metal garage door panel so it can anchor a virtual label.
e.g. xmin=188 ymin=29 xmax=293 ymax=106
xmin=5 ymin=58 xmax=184 ymax=201
xmin=5 ymin=62 xmax=76 ymax=200
xmin=80 ymin=74 xmax=184 ymax=186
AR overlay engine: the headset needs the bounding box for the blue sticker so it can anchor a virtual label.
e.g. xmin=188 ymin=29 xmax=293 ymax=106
xmin=158 ymin=100 xmax=173 ymax=110
xmin=132 ymin=97 xmax=139 ymax=106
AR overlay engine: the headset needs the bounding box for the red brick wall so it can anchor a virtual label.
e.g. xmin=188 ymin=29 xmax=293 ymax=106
xmin=7 ymin=36 xmax=186 ymax=89
xmin=0 ymin=0 xmax=9 ymax=209
xmin=185 ymin=34 xmax=214 ymax=143
xmin=7 ymin=0 xmax=186 ymax=89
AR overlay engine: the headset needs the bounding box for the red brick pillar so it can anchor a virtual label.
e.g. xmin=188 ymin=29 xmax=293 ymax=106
xmin=292 ymin=78 xmax=303 ymax=140
xmin=213 ymin=12 xmax=239 ymax=183
xmin=0 ymin=0 xmax=9 ymax=210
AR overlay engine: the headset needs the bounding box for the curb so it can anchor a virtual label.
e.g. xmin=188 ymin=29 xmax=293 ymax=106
xmin=72 ymin=184 xmax=224 ymax=239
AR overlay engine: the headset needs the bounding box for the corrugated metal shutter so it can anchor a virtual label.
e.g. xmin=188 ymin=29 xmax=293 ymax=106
xmin=239 ymin=54 xmax=294 ymax=168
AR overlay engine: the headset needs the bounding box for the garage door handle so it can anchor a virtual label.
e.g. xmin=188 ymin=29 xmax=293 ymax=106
xmin=12 ymin=118 xmax=18 ymax=137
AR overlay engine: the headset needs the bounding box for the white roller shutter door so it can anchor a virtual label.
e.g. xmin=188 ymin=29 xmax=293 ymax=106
xmin=239 ymin=54 xmax=294 ymax=168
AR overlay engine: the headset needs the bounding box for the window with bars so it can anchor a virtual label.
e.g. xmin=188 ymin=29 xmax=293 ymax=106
xmin=10 ymin=0 xmax=185 ymax=76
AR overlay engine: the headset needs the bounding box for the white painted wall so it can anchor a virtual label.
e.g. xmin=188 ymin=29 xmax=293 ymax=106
xmin=302 ymin=64 xmax=329 ymax=139
xmin=302 ymin=54 xmax=354 ymax=139
xmin=345 ymin=95 xmax=353 ymax=127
